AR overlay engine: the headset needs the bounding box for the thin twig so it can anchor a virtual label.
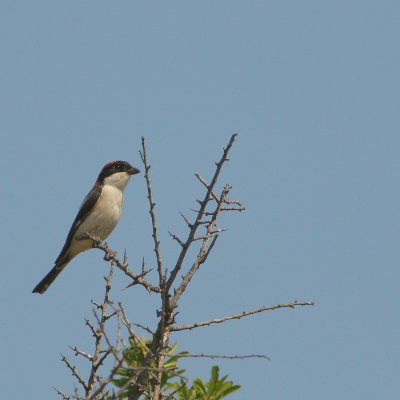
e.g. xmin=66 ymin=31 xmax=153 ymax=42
xmin=200 ymin=206 xmax=245 ymax=215
xmin=88 ymin=357 xmax=125 ymax=400
xmin=163 ymin=353 xmax=270 ymax=361
xmin=69 ymin=346 xmax=93 ymax=361
xmin=171 ymin=301 xmax=315 ymax=331
xmin=165 ymin=134 xmax=238 ymax=293
xmin=170 ymin=184 xmax=231 ymax=308
xmin=194 ymin=173 xmax=243 ymax=206
xmin=132 ymin=322 xmax=155 ymax=335
xmin=87 ymin=234 xmax=161 ymax=293
xmin=140 ymin=137 xmax=164 ymax=287
xmin=53 ymin=386 xmax=70 ymax=400
xmin=140 ymin=138 xmax=173 ymax=400
xmin=179 ymin=211 xmax=192 ymax=227
xmin=85 ymin=318 xmax=99 ymax=339
xmin=60 ymin=354 xmax=87 ymax=391
xmin=85 ymin=264 xmax=116 ymax=396
xmin=193 ymin=228 xmax=227 ymax=241
xmin=115 ymin=302 xmax=151 ymax=351
xmin=92 ymin=309 xmax=121 ymax=362
xmin=169 ymin=231 xmax=185 ymax=247
xmin=162 ymin=380 xmax=188 ymax=400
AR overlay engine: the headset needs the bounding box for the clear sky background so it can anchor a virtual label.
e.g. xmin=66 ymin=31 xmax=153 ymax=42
xmin=1 ymin=1 xmax=399 ymax=399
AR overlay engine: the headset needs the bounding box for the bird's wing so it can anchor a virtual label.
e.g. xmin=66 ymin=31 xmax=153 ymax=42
xmin=54 ymin=184 xmax=102 ymax=264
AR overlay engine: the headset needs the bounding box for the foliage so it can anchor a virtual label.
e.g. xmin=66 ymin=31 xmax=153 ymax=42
xmin=112 ymin=338 xmax=240 ymax=400
xmin=167 ymin=366 xmax=240 ymax=400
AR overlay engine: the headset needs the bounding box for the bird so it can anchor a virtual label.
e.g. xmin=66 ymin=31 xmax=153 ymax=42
xmin=32 ymin=160 xmax=140 ymax=294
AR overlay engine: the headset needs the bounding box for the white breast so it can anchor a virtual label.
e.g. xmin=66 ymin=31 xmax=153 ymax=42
xmin=75 ymin=184 xmax=124 ymax=241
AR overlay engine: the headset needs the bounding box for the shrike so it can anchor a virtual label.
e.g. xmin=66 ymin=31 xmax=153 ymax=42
xmin=33 ymin=160 xmax=140 ymax=294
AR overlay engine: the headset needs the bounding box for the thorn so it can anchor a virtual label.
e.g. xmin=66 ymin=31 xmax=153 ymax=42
xmin=123 ymin=249 xmax=128 ymax=263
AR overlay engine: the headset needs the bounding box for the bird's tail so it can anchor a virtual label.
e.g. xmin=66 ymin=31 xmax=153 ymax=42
xmin=32 ymin=257 xmax=70 ymax=294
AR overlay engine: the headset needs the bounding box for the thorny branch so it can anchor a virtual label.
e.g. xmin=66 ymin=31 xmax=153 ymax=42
xmin=170 ymin=183 xmax=231 ymax=309
xmin=171 ymin=301 xmax=315 ymax=331
xmin=127 ymin=134 xmax=244 ymax=400
xmin=194 ymin=172 xmax=244 ymax=207
xmin=57 ymin=134 xmax=315 ymax=400
xmin=53 ymin=386 xmax=70 ymax=400
xmin=163 ymin=353 xmax=271 ymax=361
xmin=139 ymin=137 xmax=164 ymax=286
xmin=87 ymin=233 xmax=161 ymax=294
xmin=136 ymin=137 xmax=172 ymax=400
xmin=60 ymin=354 xmax=87 ymax=392
xmin=85 ymin=264 xmax=116 ymax=396
xmin=165 ymin=133 xmax=239 ymax=292
xmin=57 ymin=264 xmax=124 ymax=400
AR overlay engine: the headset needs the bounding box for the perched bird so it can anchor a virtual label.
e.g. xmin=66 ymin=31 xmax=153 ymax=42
xmin=32 ymin=160 xmax=140 ymax=294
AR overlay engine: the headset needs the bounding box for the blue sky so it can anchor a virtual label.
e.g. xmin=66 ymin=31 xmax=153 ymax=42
xmin=1 ymin=1 xmax=400 ymax=399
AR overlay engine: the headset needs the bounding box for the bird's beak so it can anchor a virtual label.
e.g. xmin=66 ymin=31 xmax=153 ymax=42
xmin=128 ymin=166 xmax=141 ymax=175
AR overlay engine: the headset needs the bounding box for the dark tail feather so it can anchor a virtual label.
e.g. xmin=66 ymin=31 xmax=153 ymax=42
xmin=32 ymin=258 xmax=70 ymax=294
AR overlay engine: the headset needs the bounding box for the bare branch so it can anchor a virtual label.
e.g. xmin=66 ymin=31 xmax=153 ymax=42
xmin=122 ymin=267 xmax=154 ymax=290
xmin=85 ymin=264 xmax=116 ymax=396
xmin=179 ymin=211 xmax=192 ymax=227
xmin=194 ymin=173 xmax=219 ymax=201
xmin=193 ymin=228 xmax=227 ymax=241
xmin=85 ymin=318 xmax=99 ymax=339
xmin=164 ymin=353 xmax=270 ymax=361
xmin=129 ymin=136 xmax=240 ymax=399
xmin=92 ymin=309 xmax=121 ymax=363
xmin=60 ymin=354 xmax=87 ymax=391
xmin=194 ymin=173 xmax=242 ymax=206
xmin=53 ymin=386 xmax=70 ymax=400
xmin=140 ymin=136 xmax=164 ymax=287
xmin=201 ymin=206 xmax=245 ymax=215
xmin=97 ymin=348 xmax=113 ymax=368
xmin=88 ymin=356 xmax=125 ymax=400
xmin=69 ymin=346 xmax=93 ymax=361
xmin=58 ymin=135 xmax=315 ymax=400
xmin=87 ymin=233 xmax=161 ymax=293
xmin=139 ymin=138 xmax=177 ymax=400
xmin=132 ymin=322 xmax=155 ymax=336
xmin=170 ymin=184 xmax=231 ymax=308
xmin=162 ymin=381 xmax=187 ymax=400
xmin=168 ymin=231 xmax=185 ymax=247
xmin=115 ymin=302 xmax=152 ymax=351
xmin=115 ymin=302 xmax=137 ymax=339
xmin=202 ymin=234 xmax=219 ymax=261
xmin=220 ymin=206 xmax=246 ymax=212
xmin=166 ymin=134 xmax=238 ymax=293
xmin=171 ymin=301 xmax=315 ymax=331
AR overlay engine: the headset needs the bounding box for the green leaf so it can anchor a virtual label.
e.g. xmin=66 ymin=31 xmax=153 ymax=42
xmin=207 ymin=365 xmax=219 ymax=394
xmin=193 ymin=377 xmax=207 ymax=395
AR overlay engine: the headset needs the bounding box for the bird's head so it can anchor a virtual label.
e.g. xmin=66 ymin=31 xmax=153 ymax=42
xmin=97 ymin=161 xmax=140 ymax=189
